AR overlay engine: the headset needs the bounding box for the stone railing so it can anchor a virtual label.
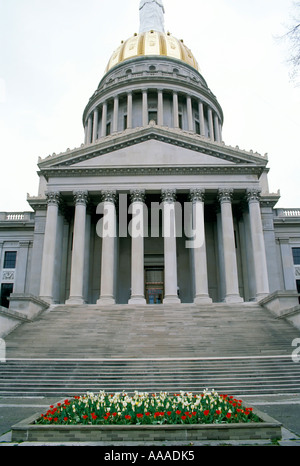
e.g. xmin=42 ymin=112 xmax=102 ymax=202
xmin=275 ymin=208 xmax=300 ymax=218
xmin=0 ymin=212 xmax=34 ymax=222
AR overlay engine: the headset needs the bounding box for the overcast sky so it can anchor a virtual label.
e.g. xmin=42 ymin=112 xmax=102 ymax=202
xmin=0 ymin=0 xmax=299 ymax=211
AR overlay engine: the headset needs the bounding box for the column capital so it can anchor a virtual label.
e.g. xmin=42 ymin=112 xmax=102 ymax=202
xmin=101 ymin=190 xmax=117 ymax=204
xmin=218 ymin=188 xmax=233 ymax=203
xmin=73 ymin=190 xmax=89 ymax=206
xmin=130 ymin=189 xmax=145 ymax=203
xmin=161 ymin=189 xmax=176 ymax=203
xmin=246 ymin=188 xmax=262 ymax=204
xmin=190 ymin=188 xmax=205 ymax=203
xmin=45 ymin=191 xmax=61 ymax=206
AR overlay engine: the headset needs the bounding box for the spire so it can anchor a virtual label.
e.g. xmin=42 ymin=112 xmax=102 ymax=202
xmin=139 ymin=0 xmax=165 ymax=33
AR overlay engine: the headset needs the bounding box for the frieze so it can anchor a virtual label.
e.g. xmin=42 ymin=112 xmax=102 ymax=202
xmin=40 ymin=165 xmax=265 ymax=179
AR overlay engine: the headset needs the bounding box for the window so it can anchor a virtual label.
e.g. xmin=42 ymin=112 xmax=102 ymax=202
xmin=178 ymin=114 xmax=183 ymax=129
xmin=3 ymin=251 xmax=17 ymax=269
xmin=106 ymin=122 xmax=111 ymax=136
xmin=1 ymin=283 xmax=14 ymax=308
xmin=292 ymin=248 xmax=300 ymax=265
xmin=148 ymin=111 xmax=157 ymax=124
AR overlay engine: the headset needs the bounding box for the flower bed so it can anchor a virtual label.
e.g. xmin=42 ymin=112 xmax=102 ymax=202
xmin=36 ymin=389 xmax=261 ymax=426
xmin=11 ymin=390 xmax=283 ymax=443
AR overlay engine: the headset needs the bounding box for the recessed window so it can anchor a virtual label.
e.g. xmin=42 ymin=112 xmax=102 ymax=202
xmin=292 ymin=248 xmax=300 ymax=265
xmin=178 ymin=113 xmax=183 ymax=129
xmin=3 ymin=251 xmax=17 ymax=269
xmin=106 ymin=122 xmax=111 ymax=136
xmin=148 ymin=111 xmax=157 ymax=124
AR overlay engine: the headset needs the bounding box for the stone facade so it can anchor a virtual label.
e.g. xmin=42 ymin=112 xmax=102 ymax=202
xmin=0 ymin=4 xmax=300 ymax=331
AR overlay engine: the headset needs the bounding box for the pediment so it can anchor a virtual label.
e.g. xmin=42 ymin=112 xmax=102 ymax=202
xmin=71 ymin=139 xmax=235 ymax=168
xmin=38 ymin=126 xmax=268 ymax=178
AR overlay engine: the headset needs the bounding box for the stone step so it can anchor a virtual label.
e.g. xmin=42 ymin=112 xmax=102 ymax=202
xmin=1 ymin=357 xmax=300 ymax=397
xmin=2 ymin=303 xmax=300 ymax=398
xmin=5 ymin=303 xmax=299 ymax=359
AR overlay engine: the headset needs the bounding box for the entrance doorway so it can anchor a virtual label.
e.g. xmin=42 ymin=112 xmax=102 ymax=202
xmin=145 ymin=267 xmax=164 ymax=304
xmin=0 ymin=283 xmax=14 ymax=308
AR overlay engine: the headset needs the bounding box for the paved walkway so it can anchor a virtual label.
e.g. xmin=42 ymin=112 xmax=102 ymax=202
xmin=0 ymin=394 xmax=300 ymax=446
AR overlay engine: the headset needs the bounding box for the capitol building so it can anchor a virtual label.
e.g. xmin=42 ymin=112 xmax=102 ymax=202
xmin=1 ymin=0 xmax=300 ymax=338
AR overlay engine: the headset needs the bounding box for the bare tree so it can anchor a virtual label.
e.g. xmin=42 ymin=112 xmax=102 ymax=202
xmin=282 ymin=2 xmax=300 ymax=84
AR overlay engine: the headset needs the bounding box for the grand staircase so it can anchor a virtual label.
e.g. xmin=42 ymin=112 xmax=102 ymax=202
xmin=1 ymin=303 xmax=300 ymax=397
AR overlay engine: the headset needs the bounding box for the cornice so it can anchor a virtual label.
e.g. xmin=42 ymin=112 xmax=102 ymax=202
xmin=38 ymin=164 xmax=265 ymax=180
xmin=38 ymin=125 xmax=268 ymax=171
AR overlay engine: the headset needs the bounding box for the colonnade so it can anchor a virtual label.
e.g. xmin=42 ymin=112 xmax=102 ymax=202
xmin=39 ymin=187 xmax=270 ymax=306
xmin=84 ymin=89 xmax=222 ymax=144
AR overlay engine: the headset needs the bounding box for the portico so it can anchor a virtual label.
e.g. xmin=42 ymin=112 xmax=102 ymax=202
xmin=37 ymin=183 xmax=269 ymax=306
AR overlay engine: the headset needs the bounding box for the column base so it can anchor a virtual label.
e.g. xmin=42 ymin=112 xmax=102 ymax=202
xmin=163 ymin=295 xmax=181 ymax=304
xmin=128 ymin=296 xmax=147 ymax=305
xmin=224 ymin=294 xmax=244 ymax=304
xmin=65 ymin=297 xmax=85 ymax=305
xmin=39 ymin=296 xmax=54 ymax=305
xmin=96 ymin=296 xmax=116 ymax=306
xmin=194 ymin=295 xmax=213 ymax=305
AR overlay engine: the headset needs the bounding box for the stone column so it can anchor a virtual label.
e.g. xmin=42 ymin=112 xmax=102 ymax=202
xmin=66 ymin=191 xmax=89 ymax=305
xmin=127 ymin=92 xmax=133 ymax=129
xmin=97 ymin=190 xmax=117 ymax=305
xmin=198 ymin=101 xmax=205 ymax=136
xmin=14 ymin=241 xmax=30 ymax=294
xmin=157 ymin=89 xmax=163 ymax=126
xmin=39 ymin=192 xmax=61 ymax=304
xmin=189 ymin=189 xmax=212 ymax=304
xmin=219 ymin=121 xmax=223 ymax=142
xmin=173 ymin=91 xmax=179 ymax=128
xmin=113 ymin=95 xmax=119 ymax=133
xmin=84 ymin=123 xmax=88 ymax=144
xmin=161 ymin=189 xmax=181 ymax=304
xmin=92 ymin=108 xmax=99 ymax=142
xmin=246 ymin=189 xmax=270 ymax=299
xmin=218 ymin=188 xmax=243 ymax=303
xmin=101 ymin=102 xmax=107 ymax=137
xmin=208 ymin=108 xmax=214 ymax=141
xmin=128 ymin=190 xmax=146 ymax=304
xmin=142 ymin=89 xmax=148 ymax=126
xmin=87 ymin=115 xmax=93 ymax=144
xmin=214 ymin=114 xmax=221 ymax=142
xmin=187 ymin=95 xmax=193 ymax=131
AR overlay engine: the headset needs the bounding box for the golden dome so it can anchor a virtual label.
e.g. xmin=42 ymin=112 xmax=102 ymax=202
xmin=105 ymin=30 xmax=199 ymax=73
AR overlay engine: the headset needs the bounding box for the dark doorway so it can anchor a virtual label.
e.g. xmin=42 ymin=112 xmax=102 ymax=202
xmin=145 ymin=267 xmax=164 ymax=304
xmin=1 ymin=283 xmax=14 ymax=308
